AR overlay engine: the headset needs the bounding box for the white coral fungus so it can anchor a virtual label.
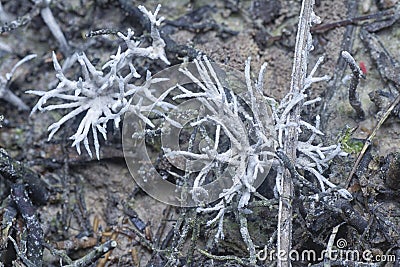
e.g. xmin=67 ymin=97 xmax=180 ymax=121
xmin=27 ymin=5 xmax=169 ymax=159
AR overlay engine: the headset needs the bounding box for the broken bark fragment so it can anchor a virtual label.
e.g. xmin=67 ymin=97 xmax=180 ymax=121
xmin=385 ymin=153 xmax=400 ymax=190
xmin=10 ymin=184 xmax=44 ymax=267
xmin=0 ymin=149 xmax=49 ymax=205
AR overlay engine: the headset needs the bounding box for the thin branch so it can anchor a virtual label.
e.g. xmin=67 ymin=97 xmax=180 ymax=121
xmin=63 ymin=240 xmax=117 ymax=267
xmin=8 ymin=236 xmax=36 ymax=267
xmin=10 ymin=184 xmax=44 ymax=267
xmin=198 ymin=249 xmax=247 ymax=265
xmin=278 ymin=0 xmax=316 ymax=266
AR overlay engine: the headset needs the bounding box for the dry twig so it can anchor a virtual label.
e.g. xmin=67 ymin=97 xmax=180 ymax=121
xmin=346 ymin=93 xmax=400 ymax=187
xmin=277 ymin=0 xmax=316 ymax=265
xmin=63 ymin=240 xmax=117 ymax=267
xmin=10 ymin=184 xmax=44 ymax=267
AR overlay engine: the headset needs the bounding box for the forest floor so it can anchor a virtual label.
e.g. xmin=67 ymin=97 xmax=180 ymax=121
xmin=1 ymin=0 xmax=400 ymax=266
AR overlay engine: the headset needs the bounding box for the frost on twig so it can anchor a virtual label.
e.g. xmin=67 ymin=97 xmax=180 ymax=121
xmin=0 ymin=54 xmax=37 ymax=110
xmin=27 ymin=5 xmax=170 ymax=159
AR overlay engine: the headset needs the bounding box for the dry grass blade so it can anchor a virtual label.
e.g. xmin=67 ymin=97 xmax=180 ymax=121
xmin=346 ymin=93 xmax=400 ymax=187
